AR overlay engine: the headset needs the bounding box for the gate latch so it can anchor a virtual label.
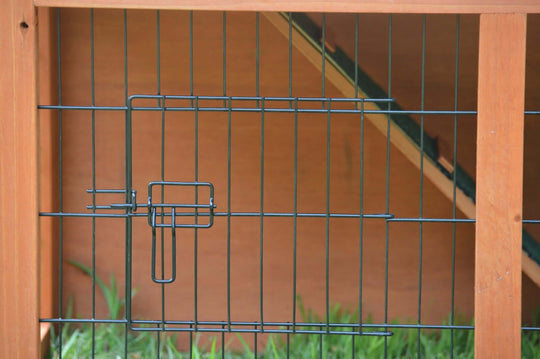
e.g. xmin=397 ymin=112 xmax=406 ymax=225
xmin=147 ymin=181 xmax=216 ymax=229
xmin=148 ymin=181 xmax=216 ymax=283
xmin=87 ymin=181 xmax=216 ymax=284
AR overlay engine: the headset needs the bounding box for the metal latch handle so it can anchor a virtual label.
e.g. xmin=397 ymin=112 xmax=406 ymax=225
xmin=151 ymin=207 xmax=177 ymax=284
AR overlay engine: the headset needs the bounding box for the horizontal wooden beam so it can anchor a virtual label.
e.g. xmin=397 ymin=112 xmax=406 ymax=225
xmin=34 ymin=0 xmax=540 ymax=14
xmin=262 ymin=11 xmax=540 ymax=288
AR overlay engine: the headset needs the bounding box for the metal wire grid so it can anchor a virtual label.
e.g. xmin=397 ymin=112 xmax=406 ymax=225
xmin=37 ymin=9 xmax=539 ymax=358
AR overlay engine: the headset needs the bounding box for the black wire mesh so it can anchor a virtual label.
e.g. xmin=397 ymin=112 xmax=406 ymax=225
xmin=38 ymin=9 xmax=539 ymax=358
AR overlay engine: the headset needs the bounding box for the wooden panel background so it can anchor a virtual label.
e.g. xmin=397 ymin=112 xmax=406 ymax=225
xmin=31 ymin=8 xmax=540 ymax=359
xmin=48 ymin=9 xmax=540 ymax=331
xmin=55 ymin=9 xmax=478 ymax=329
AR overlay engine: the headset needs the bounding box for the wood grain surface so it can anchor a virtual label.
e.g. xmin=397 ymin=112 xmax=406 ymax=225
xmin=475 ymin=13 xmax=526 ymax=359
xmin=0 ymin=0 xmax=40 ymax=357
xmin=34 ymin=0 xmax=540 ymax=14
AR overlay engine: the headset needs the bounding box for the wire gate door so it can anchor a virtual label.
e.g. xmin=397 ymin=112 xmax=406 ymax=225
xmin=93 ymin=93 xmax=397 ymax=336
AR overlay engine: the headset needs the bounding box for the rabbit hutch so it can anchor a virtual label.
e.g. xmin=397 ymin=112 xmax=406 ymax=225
xmin=1 ymin=0 xmax=540 ymax=358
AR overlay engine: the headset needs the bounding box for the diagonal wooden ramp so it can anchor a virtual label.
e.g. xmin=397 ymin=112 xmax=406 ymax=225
xmin=263 ymin=11 xmax=540 ymax=288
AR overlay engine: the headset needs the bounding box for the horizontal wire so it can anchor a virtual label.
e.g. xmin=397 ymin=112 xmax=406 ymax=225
xmin=128 ymin=95 xmax=392 ymax=102
xmin=40 ymin=211 xmax=483 ymax=222
xmin=41 ymin=318 xmax=128 ymax=324
xmin=39 ymin=103 xmax=479 ymax=116
xmin=40 ymin=211 xmax=394 ymax=219
xmin=40 ymin=212 xmax=129 ymax=218
xmin=86 ymin=189 xmax=127 ymax=193
xmin=36 ymin=104 xmax=539 ymax=116
xmin=131 ymin=327 xmax=392 ymax=336
xmin=47 ymin=212 xmax=540 ymax=223
xmin=39 ymin=105 xmax=127 ymax=111
xmin=388 ymin=217 xmax=474 ymax=223
xmin=40 ymin=317 xmax=540 ymax=332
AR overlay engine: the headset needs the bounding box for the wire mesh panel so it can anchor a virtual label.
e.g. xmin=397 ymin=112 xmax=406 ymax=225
xmin=124 ymin=94 xmax=396 ymax=337
xmin=38 ymin=8 xmax=540 ymax=358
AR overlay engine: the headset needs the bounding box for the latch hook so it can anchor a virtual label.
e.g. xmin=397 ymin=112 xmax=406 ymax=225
xmin=151 ymin=207 xmax=177 ymax=284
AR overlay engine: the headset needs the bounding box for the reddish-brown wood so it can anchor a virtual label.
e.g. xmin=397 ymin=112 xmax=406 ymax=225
xmin=40 ymin=323 xmax=51 ymax=359
xmin=38 ymin=7 xmax=59 ymax=355
xmin=475 ymin=13 xmax=526 ymax=359
xmin=0 ymin=0 xmax=40 ymax=358
xmin=33 ymin=0 xmax=540 ymax=14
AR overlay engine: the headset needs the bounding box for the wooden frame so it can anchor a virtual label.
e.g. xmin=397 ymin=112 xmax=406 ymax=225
xmin=0 ymin=0 xmax=40 ymax=358
xmin=475 ymin=14 xmax=526 ymax=359
xmin=33 ymin=0 xmax=540 ymax=14
xmin=0 ymin=1 xmax=533 ymax=358
xmin=37 ymin=7 xmax=59 ymax=359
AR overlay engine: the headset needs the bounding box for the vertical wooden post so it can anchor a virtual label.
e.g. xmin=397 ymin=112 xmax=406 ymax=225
xmin=476 ymin=13 xmax=527 ymax=359
xmin=38 ymin=7 xmax=59 ymax=357
xmin=0 ymin=0 xmax=40 ymax=358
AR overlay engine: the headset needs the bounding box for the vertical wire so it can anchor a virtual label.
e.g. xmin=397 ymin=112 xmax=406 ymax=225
xmin=227 ymin=97 xmax=232 ymax=332
xmin=126 ymin=80 xmax=135 ymax=352
xmin=286 ymin=325 xmax=291 ymax=359
xmin=254 ymin=329 xmax=258 ymax=359
xmin=225 ymin=13 xmax=231 ymax=331
xmin=191 ymin=10 xmax=198 ymax=333
xmin=256 ymin=10 xmax=263 ymax=335
xmin=289 ymin=12 xmax=293 ymax=108
xmin=383 ymin=13 xmax=393 ymax=359
xmin=259 ymin=98 xmax=265 ymax=333
xmin=359 ymin=100 xmax=365 ymax=335
xmin=223 ymin=12 xmax=226 ymax=107
xmin=221 ymin=326 xmax=225 ymax=359
xmin=156 ymin=10 xmax=167 ymax=338
xmin=194 ymin=97 xmax=199 ymax=332
xmin=354 ymin=14 xmax=359 ymax=107
xmin=319 ymin=332 xmax=323 ymax=359
xmin=356 ymin=15 xmax=364 ymax=336
xmin=417 ymin=14 xmax=427 ymax=359
xmin=156 ymin=330 xmax=161 ymax=358
xmin=256 ymin=12 xmax=260 ymax=104
xmin=157 ymin=10 xmax=164 ymax=356
xmin=354 ymin=20 xmax=363 ymax=338
xmin=123 ymin=9 xmax=129 ymax=357
xmin=290 ymin=11 xmax=298 ymax=335
xmin=194 ymin=18 xmax=200 ymax=337
xmin=125 ymin=6 xmax=135 ymax=346
xmin=189 ymin=327 xmax=193 ymax=359
xmin=292 ymin=98 xmax=298 ymax=333
xmin=321 ymin=13 xmax=326 ymax=103
xmin=352 ymin=334 xmax=356 ymax=359
xmin=56 ymin=8 xmax=64 ymax=358
xmin=90 ymin=9 xmax=96 ymax=358
xmin=325 ymin=100 xmax=331 ymax=334
xmin=190 ymin=11 xmax=194 ymax=104
xmin=157 ymin=10 xmax=161 ymax=96
xmin=450 ymin=14 xmax=461 ymax=359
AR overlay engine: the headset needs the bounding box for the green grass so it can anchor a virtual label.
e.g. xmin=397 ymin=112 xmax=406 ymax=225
xmin=48 ymin=262 xmax=540 ymax=358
